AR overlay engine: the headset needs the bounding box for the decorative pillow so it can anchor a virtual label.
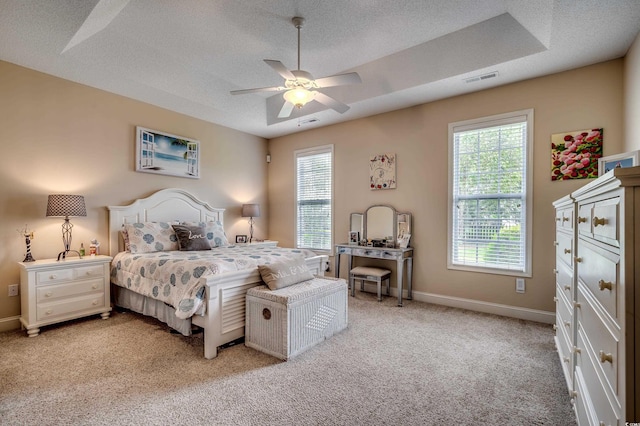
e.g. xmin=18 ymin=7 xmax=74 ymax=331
xmin=120 ymin=228 xmax=131 ymax=252
xmin=123 ymin=222 xmax=179 ymax=253
xmin=171 ymin=224 xmax=212 ymax=251
xmin=258 ymin=257 xmax=314 ymax=290
xmin=181 ymin=221 xmax=229 ymax=247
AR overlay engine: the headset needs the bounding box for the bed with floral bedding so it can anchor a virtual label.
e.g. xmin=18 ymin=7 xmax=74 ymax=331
xmin=108 ymin=188 xmax=327 ymax=359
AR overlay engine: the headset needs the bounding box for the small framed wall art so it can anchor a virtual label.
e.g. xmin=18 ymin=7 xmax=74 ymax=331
xmin=550 ymin=128 xmax=602 ymax=180
xmin=598 ymin=150 xmax=640 ymax=175
xmin=136 ymin=126 xmax=200 ymax=179
xmin=370 ymin=153 xmax=396 ymax=190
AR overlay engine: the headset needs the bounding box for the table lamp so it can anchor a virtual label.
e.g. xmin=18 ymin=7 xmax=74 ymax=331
xmin=241 ymin=204 xmax=260 ymax=243
xmin=46 ymin=194 xmax=87 ymax=260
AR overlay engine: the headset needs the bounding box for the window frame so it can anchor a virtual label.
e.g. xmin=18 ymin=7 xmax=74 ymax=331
xmin=447 ymin=109 xmax=534 ymax=277
xmin=294 ymin=144 xmax=334 ymax=254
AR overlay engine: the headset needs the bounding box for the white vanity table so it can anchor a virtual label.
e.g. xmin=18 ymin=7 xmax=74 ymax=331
xmin=336 ymin=205 xmax=413 ymax=306
xmin=334 ymin=244 xmax=413 ymax=306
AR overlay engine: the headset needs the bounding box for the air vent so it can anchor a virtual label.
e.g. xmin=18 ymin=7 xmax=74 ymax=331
xmin=464 ymin=71 xmax=499 ymax=83
xmin=298 ymin=117 xmax=319 ymax=126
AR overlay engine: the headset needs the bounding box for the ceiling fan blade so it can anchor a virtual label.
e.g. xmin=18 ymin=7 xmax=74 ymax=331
xmin=314 ymin=72 xmax=362 ymax=88
xmin=264 ymin=60 xmax=296 ymax=80
xmin=278 ymin=100 xmax=295 ymax=118
xmin=314 ymin=91 xmax=350 ymax=114
xmin=230 ymin=85 xmax=284 ymax=95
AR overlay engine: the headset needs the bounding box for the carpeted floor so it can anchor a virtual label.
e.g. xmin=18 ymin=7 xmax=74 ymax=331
xmin=0 ymin=293 xmax=576 ymax=425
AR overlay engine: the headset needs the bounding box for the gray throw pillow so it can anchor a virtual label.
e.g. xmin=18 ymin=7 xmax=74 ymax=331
xmin=258 ymin=257 xmax=314 ymax=290
xmin=171 ymin=225 xmax=211 ymax=251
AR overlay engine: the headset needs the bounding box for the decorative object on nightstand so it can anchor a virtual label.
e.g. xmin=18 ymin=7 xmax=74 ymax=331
xmin=18 ymin=255 xmax=113 ymax=337
xmin=241 ymin=203 xmax=260 ymax=242
xmin=46 ymin=194 xmax=86 ymax=261
xmin=17 ymin=224 xmax=35 ymax=262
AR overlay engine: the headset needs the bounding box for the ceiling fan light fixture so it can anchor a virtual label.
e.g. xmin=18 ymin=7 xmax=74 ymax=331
xmin=283 ymin=88 xmax=315 ymax=109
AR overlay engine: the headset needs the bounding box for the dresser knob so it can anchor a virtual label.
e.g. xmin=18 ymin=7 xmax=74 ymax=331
xmin=598 ymin=280 xmax=613 ymax=291
xmin=574 ymin=257 xmax=582 ymax=263
xmin=555 ymin=217 xmax=561 ymax=222
xmin=92 ymin=300 xmax=98 ymax=305
xmin=92 ymin=284 xmax=98 ymax=289
xmin=574 ymin=346 xmax=581 ymax=354
xmin=45 ymin=309 xmax=53 ymax=315
xmin=49 ymin=274 xmax=57 ymax=279
xmin=562 ymin=217 xmax=570 ymax=222
xmin=553 ymin=269 xmax=558 ymax=274
xmin=553 ymin=324 xmax=557 ymax=331
xmin=570 ymin=390 xmax=578 ymax=398
xmin=564 ymin=285 xmax=571 ymax=291
xmin=553 ymin=297 xmax=558 ymax=303
xmin=574 ymin=302 xmax=581 ymax=308
xmin=593 ymin=216 xmax=606 ymax=227
xmin=577 ymin=217 xmax=587 ymax=223
xmin=564 ymin=248 xmax=571 ymax=254
xmin=599 ymin=351 xmax=613 ymax=364
xmin=553 ymin=241 xmax=559 ymax=246
xmin=563 ymin=356 xmax=570 ymax=363
xmin=564 ymin=321 xmax=570 ymax=328
xmin=45 ymin=292 xmax=52 ymax=297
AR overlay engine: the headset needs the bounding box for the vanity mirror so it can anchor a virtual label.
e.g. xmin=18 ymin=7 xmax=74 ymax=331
xmin=349 ymin=205 xmax=411 ymax=248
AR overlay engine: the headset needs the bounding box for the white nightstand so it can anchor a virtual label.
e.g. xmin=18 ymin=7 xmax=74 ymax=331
xmin=237 ymin=240 xmax=278 ymax=247
xmin=18 ymin=255 xmax=113 ymax=337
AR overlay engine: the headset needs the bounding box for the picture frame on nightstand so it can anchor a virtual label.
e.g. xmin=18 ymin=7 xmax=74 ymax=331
xmin=235 ymin=235 xmax=247 ymax=244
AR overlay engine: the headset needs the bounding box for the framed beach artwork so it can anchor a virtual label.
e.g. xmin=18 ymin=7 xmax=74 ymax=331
xmin=136 ymin=126 xmax=200 ymax=179
xmin=550 ymin=128 xmax=602 ymax=180
xmin=598 ymin=150 xmax=640 ymax=176
xmin=370 ymin=153 xmax=396 ymax=190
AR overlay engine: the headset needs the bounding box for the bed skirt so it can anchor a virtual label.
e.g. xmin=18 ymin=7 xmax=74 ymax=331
xmin=111 ymin=284 xmax=194 ymax=336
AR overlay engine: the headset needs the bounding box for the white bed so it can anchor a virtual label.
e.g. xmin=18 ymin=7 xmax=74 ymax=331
xmin=108 ymin=188 xmax=328 ymax=359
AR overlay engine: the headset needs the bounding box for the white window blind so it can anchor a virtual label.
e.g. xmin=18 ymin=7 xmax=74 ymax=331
xmin=295 ymin=145 xmax=333 ymax=251
xmin=448 ymin=110 xmax=533 ymax=276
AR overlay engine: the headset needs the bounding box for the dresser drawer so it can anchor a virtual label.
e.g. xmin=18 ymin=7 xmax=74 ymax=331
xmin=593 ymin=197 xmax=620 ymax=248
xmin=37 ymin=294 xmax=106 ymax=321
xmin=555 ymin=260 xmax=573 ymax=301
xmin=576 ymin=287 xmax=620 ymax=399
xmin=556 ymin=284 xmax=573 ymax=330
xmin=555 ymin=233 xmax=574 ymax=268
xmin=577 ymin=202 xmax=593 ymax=236
xmin=36 ymin=279 xmax=104 ymax=303
xmin=36 ymin=268 xmax=74 ymax=285
xmin=555 ymin=310 xmax=573 ymax=369
xmin=575 ymin=330 xmax=621 ymax=426
xmin=576 ymin=238 xmax=620 ymax=321
xmin=556 ymin=206 xmax=574 ymax=231
xmin=73 ymin=264 xmax=105 ymax=280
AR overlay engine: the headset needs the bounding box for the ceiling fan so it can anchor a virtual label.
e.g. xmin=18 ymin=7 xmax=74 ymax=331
xmin=230 ymin=16 xmax=362 ymax=119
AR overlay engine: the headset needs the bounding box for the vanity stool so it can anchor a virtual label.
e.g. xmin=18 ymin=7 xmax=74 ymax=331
xmin=350 ymin=266 xmax=391 ymax=301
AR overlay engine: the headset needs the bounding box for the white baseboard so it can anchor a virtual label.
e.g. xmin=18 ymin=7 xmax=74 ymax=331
xmin=0 ymin=316 xmax=21 ymax=333
xmin=359 ymin=283 xmax=554 ymax=324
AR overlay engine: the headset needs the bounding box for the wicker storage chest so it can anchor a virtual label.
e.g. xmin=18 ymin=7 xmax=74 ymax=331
xmin=245 ymin=276 xmax=348 ymax=360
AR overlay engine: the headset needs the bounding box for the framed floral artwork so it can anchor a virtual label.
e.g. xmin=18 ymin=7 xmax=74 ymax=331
xmin=370 ymin=153 xmax=396 ymax=189
xmin=550 ymin=128 xmax=602 ymax=180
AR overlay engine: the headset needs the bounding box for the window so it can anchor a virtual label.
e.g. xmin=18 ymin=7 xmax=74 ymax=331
xmin=295 ymin=145 xmax=333 ymax=252
xmin=448 ymin=109 xmax=533 ymax=276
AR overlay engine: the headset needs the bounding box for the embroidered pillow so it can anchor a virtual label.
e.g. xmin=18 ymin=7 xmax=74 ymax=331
xmin=181 ymin=221 xmax=229 ymax=247
xmin=172 ymin=224 xmax=211 ymax=251
xmin=123 ymin=222 xmax=179 ymax=253
xmin=258 ymin=257 xmax=314 ymax=290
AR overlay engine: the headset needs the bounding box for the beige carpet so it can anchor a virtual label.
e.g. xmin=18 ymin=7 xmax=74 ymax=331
xmin=0 ymin=293 xmax=576 ymax=425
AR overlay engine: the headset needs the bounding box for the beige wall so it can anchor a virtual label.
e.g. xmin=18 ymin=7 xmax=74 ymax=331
xmin=0 ymin=61 xmax=268 ymax=330
xmin=624 ymin=31 xmax=640 ymax=151
xmin=268 ymin=60 xmax=624 ymax=314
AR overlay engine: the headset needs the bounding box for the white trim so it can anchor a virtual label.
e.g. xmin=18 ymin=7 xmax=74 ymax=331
xmin=359 ymin=283 xmax=554 ymax=324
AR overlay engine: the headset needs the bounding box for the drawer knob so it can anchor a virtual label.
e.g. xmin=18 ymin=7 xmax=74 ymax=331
xmin=45 ymin=309 xmax=53 ymax=315
xmin=563 ymin=248 xmax=571 ymax=254
xmin=574 ymin=257 xmax=582 ymax=263
xmin=86 ymin=271 xmax=92 ymax=276
xmin=564 ymin=285 xmax=571 ymax=291
xmin=570 ymin=390 xmax=578 ymax=398
xmin=574 ymin=346 xmax=581 ymax=354
xmin=553 ymin=324 xmax=557 ymax=331
xmin=92 ymin=300 xmax=98 ymax=305
xmin=49 ymin=274 xmax=57 ymax=279
xmin=598 ymin=280 xmax=613 ymax=291
xmin=599 ymin=351 xmax=613 ymax=364
xmin=45 ymin=292 xmax=52 ymax=297
xmin=574 ymin=302 xmax=581 ymax=309
xmin=564 ymin=321 xmax=570 ymax=328
xmin=555 ymin=217 xmax=561 ymax=222
xmin=553 ymin=241 xmax=559 ymax=246
xmin=577 ymin=217 xmax=587 ymax=223
xmin=92 ymin=284 xmax=98 ymax=289
xmin=553 ymin=297 xmax=558 ymax=303
xmin=553 ymin=268 xmax=558 ymax=274
xmin=562 ymin=217 xmax=570 ymax=222
xmin=593 ymin=216 xmax=606 ymax=227
xmin=563 ymin=356 xmax=570 ymax=363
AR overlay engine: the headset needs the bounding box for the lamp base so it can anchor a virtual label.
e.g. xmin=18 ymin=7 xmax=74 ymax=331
xmin=57 ymin=249 xmax=82 ymax=261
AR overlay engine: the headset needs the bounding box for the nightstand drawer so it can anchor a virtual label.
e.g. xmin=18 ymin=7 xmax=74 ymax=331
xmin=36 ymin=279 xmax=103 ymax=303
xmin=74 ymin=264 xmax=105 ymax=280
xmin=37 ymin=294 xmax=105 ymax=321
xmin=36 ymin=268 xmax=74 ymax=285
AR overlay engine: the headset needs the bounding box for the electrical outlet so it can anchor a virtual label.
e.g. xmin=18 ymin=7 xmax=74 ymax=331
xmin=8 ymin=284 xmax=19 ymax=297
xmin=515 ymin=278 xmax=525 ymax=293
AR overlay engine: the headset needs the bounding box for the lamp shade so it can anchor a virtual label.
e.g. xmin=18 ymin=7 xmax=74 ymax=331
xmin=241 ymin=204 xmax=260 ymax=218
xmin=46 ymin=194 xmax=87 ymax=217
xmin=283 ymin=88 xmax=315 ymax=109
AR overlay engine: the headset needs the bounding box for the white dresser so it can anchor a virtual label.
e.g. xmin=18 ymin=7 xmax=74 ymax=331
xmin=553 ymin=166 xmax=640 ymax=425
xmin=18 ymin=255 xmax=113 ymax=336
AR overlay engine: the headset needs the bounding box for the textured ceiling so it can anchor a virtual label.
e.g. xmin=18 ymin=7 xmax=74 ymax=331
xmin=1 ymin=0 xmax=639 ymax=139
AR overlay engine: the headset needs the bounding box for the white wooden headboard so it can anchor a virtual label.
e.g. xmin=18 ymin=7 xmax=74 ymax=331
xmin=107 ymin=188 xmax=225 ymax=256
